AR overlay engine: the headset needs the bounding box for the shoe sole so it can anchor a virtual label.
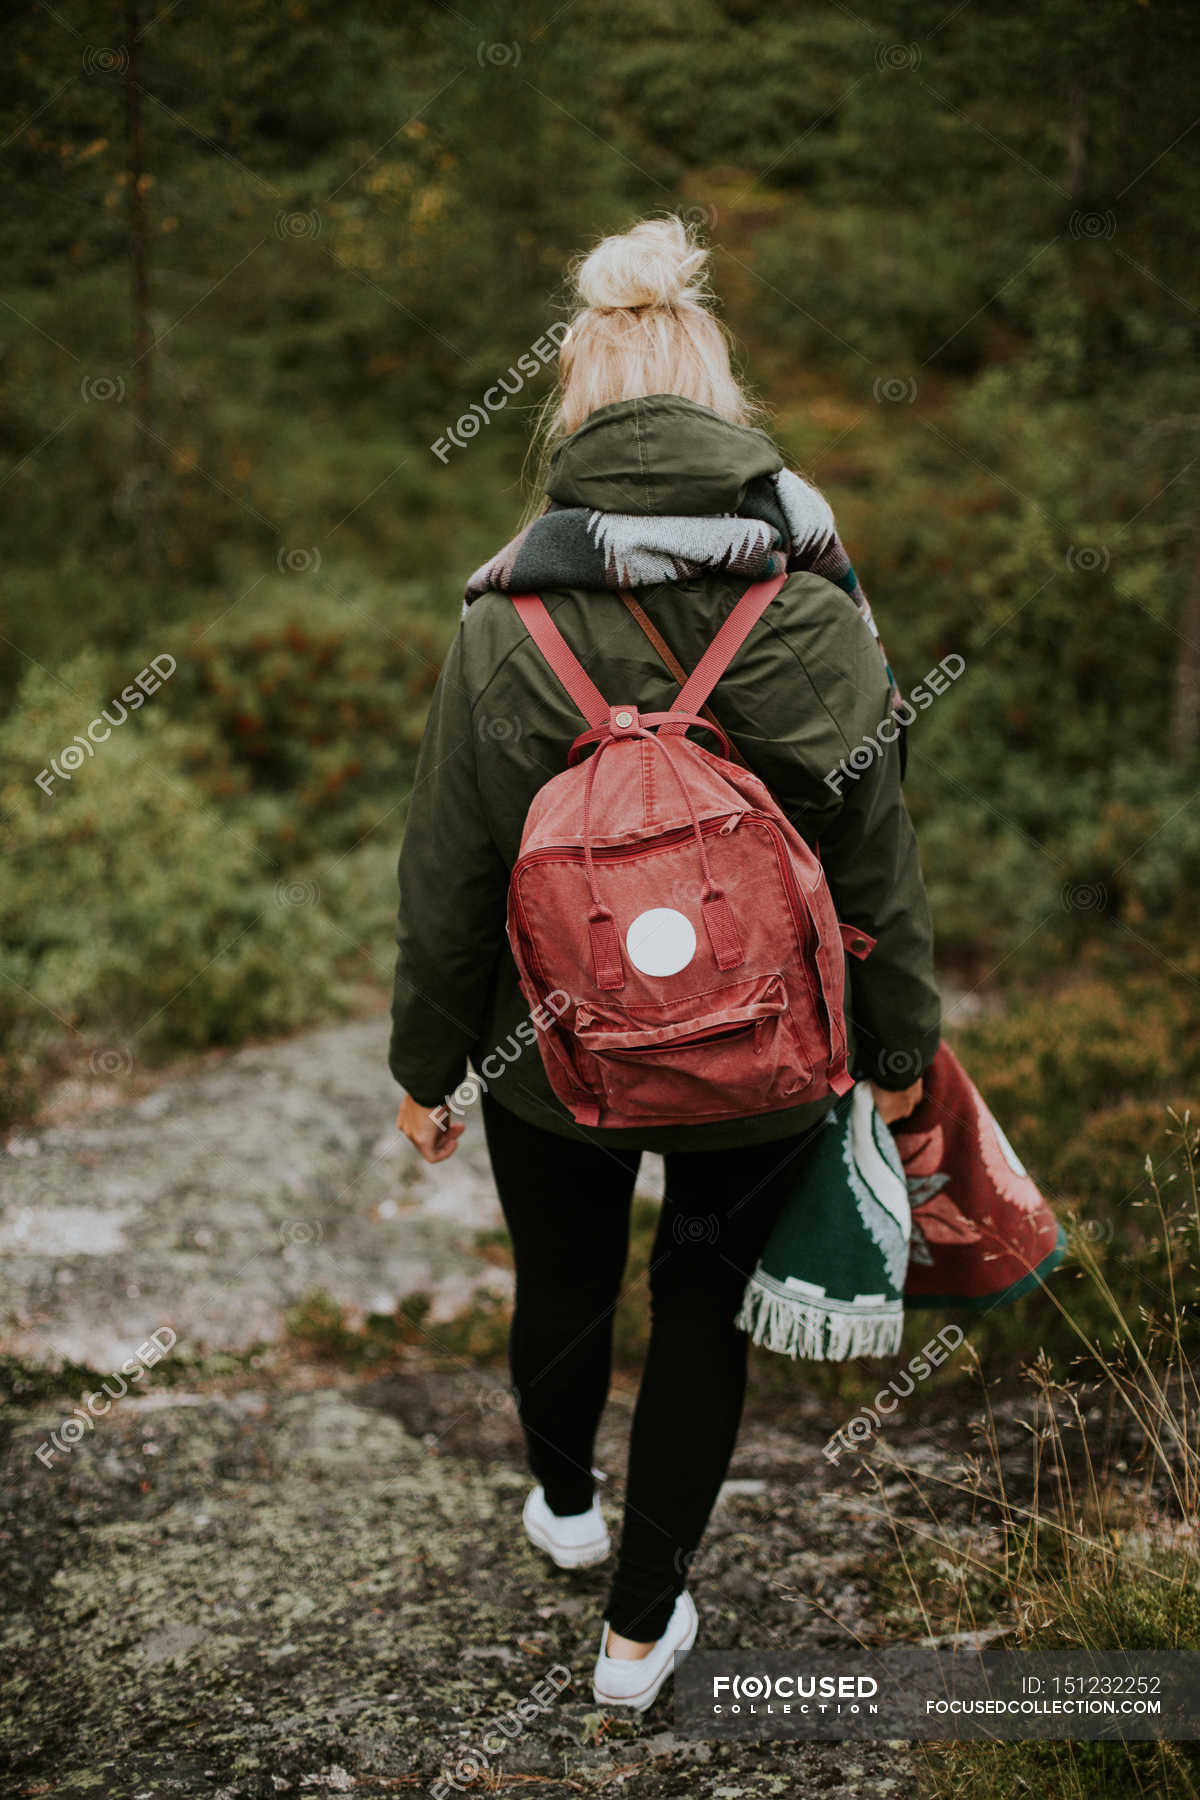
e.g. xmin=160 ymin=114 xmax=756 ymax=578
xmin=523 ymin=1513 xmax=611 ymax=1570
xmin=592 ymin=1598 xmax=699 ymax=1712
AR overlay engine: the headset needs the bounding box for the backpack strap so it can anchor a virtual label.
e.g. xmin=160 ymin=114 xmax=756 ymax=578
xmin=619 ymin=590 xmax=698 ymax=688
xmin=619 ymin=591 xmax=749 ymax=769
xmin=511 ymin=593 xmax=609 ymax=729
xmin=513 ymin=572 xmax=788 ymax=735
xmin=664 ymin=572 xmax=789 ymax=728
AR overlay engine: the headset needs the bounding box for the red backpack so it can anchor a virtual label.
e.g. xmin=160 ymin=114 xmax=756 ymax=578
xmin=505 ymin=575 xmax=876 ymax=1130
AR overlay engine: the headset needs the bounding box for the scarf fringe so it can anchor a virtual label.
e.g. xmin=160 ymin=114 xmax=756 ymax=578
xmin=735 ymin=1280 xmax=903 ymax=1362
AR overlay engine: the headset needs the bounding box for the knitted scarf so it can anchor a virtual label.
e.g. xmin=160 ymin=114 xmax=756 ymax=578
xmin=463 ymin=467 xmax=896 ymax=691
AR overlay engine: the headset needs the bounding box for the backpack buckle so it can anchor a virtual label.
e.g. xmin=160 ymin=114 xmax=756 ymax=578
xmin=610 ymin=705 xmax=640 ymax=736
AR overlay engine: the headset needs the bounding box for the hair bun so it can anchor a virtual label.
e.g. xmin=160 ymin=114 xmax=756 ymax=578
xmin=574 ymin=216 xmax=709 ymax=311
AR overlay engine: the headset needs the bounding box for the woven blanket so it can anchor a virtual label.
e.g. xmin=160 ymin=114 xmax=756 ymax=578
xmin=736 ymin=1046 xmax=1067 ymax=1363
xmin=897 ymin=1042 xmax=1066 ymax=1310
xmin=735 ymin=1082 xmax=911 ymax=1360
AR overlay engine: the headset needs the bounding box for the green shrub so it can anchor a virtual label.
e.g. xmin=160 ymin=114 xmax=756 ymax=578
xmin=168 ymin=581 xmax=441 ymax=858
xmin=0 ymin=650 xmax=367 ymax=1117
xmin=956 ymin=978 xmax=1198 ymax=1173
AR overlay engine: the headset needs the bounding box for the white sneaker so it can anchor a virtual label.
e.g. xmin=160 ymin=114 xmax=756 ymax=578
xmin=592 ymin=1589 xmax=699 ymax=1712
xmin=522 ymin=1483 xmax=611 ymax=1569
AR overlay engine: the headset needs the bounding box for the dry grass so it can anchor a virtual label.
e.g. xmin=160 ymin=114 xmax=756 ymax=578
xmin=857 ymin=1111 xmax=1200 ymax=1798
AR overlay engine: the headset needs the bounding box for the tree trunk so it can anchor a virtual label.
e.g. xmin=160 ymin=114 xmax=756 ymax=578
xmin=1168 ymin=529 xmax=1200 ymax=763
xmin=1063 ymin=81 xmax=1089 ymax=200
xmin=125 ymin=1 xmax=159 ymax=576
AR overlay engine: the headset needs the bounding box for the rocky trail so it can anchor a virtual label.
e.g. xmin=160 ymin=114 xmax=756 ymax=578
xmin=1 ymin=1016 xmax=983 ymax=1799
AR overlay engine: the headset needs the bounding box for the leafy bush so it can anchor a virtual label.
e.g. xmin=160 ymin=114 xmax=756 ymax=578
xmin=0 ymin=648 xmax=385 ymax=1120
xmin=169 ymin=581 xmax=442 ymax=858
xmin=956 ymin=978 xmax=1198 ymax=1171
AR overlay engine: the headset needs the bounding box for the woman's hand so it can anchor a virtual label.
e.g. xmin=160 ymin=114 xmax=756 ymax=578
xmin=869 ymin=1077 xmax=923 ymax=1125
xmin=397 ymin=1092 xmax=465 ymax=1164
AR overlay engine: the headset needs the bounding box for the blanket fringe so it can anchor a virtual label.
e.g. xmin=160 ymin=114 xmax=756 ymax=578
xmin=735 ymin=1281 xmax=903 ymax=1362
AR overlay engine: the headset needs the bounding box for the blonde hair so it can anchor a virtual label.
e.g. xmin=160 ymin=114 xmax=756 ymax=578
xmin=521 ymin=217 xmax=762 ymax=517
xmin=550 ymin=216 xmax=758 ymax=437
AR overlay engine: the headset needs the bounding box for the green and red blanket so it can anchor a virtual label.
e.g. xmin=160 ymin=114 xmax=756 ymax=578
xmin=736 ymin=1043 xmax=1066 ymax=1361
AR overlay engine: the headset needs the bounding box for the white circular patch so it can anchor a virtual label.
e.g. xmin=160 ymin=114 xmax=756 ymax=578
xmin=625 ymin=907 xmax=697 ymax=978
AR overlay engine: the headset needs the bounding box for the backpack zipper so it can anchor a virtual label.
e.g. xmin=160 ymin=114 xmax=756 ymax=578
xmin=514 ymin=816 xmax=738 ymax=874
xmin=737 ymin=811 xmax=848 ymax=1072
xmin=510 ymin=818 xmax=740 ymax=1010
xmin=511 ymin=810 xmax=847 ymax=1072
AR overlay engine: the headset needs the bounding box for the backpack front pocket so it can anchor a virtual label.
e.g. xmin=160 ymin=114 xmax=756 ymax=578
xmin=573 ymin=972 xmax=813 ymax=1122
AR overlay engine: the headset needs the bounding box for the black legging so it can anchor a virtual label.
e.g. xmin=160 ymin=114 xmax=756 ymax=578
xmin=480 ymin=1091 xmax=822 ymax=1641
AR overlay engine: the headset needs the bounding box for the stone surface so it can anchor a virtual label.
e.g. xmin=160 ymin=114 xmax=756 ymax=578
xmin=0 ymin=1020 xmax=520 ymax=1369
xmin=1 ymin=1018 xmax=673 ymax=1374
xmin=1 ymin=1375 xmax=918 ymax=1797
xmin=0 ymin=1017 xmax=940 ymax=1796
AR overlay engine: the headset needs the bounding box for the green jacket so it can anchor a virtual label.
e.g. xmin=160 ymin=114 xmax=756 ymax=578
xmin=389 ymin=396 xmax=940 ymax=1153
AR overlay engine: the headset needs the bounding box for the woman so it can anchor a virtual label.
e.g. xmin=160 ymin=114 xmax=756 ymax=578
xmin=389 ymin=217 xmax=940 ymax=1711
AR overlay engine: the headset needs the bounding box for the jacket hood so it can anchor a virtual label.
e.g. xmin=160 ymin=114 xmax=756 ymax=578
xmin=545 ymin=394 xmax=783 ymax=516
